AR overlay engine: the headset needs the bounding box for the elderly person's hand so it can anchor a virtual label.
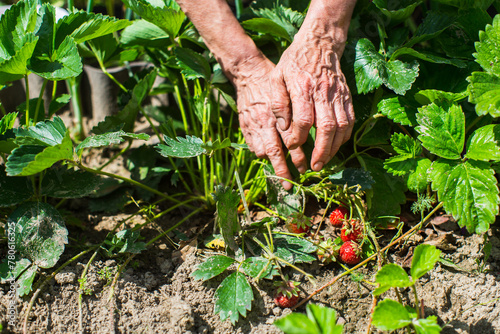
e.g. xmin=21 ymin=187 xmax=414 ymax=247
xmin=270 ymin=0 xmax=356 ymax=173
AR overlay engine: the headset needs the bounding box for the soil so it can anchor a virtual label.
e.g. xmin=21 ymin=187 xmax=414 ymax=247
xmin=1 ymin=206 xmax=500 ymax=334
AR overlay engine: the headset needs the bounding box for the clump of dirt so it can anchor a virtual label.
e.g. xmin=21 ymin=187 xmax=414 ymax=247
xmin=1 ymin=214 xmax=499 ymax=334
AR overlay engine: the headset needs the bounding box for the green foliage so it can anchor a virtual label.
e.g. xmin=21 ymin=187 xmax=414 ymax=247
xmin=191 ymin=255 xmax=236 ymax=281
xmin=156 ymin=135 xmax=207 ymax=158
xmin=214 ymin=272 xmax=253 ymax=325
xmin=103 ymin=229 xmax=146 ymax=256
xmin=212 ymin=185 xmax=241 ymax=252
xmin=274 ymin=303 xmax=343 ymax=334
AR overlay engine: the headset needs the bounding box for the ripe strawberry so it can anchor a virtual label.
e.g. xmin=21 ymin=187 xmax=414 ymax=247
xmin=317 ymin=238 xmax=340 ymax=264
xmin=285 ymin=212 xmax=311 ymax=234
xmin=329 ymin=206 xmax=349 ymax=227
xmin=273 ymin=280 xmax=300 ymax=308
xmin=340 ymin=219 xmax=364 ymax=242
xmin=339 ymin=241 xmax=362 ymax=265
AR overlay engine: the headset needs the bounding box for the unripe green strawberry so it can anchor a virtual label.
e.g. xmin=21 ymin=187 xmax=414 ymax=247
xmin=340 ymin=219 xmax=364 ymax=242
xmin=339 ymin=241 xmax=362 ymax=265
xmin=329 ymin=206 xmax=349 ymax=227
xmin=317 ymin=238 xmax=340 ymax=264
xmin=273 ymin=280 xmax=300 ymax=308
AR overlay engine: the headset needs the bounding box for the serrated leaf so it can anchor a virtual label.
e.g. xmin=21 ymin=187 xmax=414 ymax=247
xmin=363 ymin=156 xmax=407 ymax=218
xmin=416 ymin=102 xmax=465 ymax=159
xmin=413 ymin=316 xmax=443 ymax=334
xmin=0 ymin=34 xmax=38 ymax=85
xmin=0 ymin=112 xmax=18 ymax=135
xmin=156 ymin=135 xmax=206 ymax=158
xmin=414 ymin=89 xmax=468 ymax=105
xmin=328 ymin=168 xmax=374 ymax=191
xmin=374 ymin=263 xmax=412 ymax=296
xmin=378 ymin=96 xmax=418 ymax=126
xmin=405 ymin=10 xmax=456 ymax=48
xmin=391 ymin=133 xmax=422 ymax=156
xmin=213 ymin=185 xmax=241 ymax=252
xmin=264 ymin=164 xmax=302 ymax=217
xmin=373 ymin=0 xmax=422 ymax=21
xmin=274 ymin=313 xmax=318 ymax=334
xmin=0 ymin=256 xmax=30 ymax=283
xmin=407 ymin=158 xmax=432 ymax=192
xmin=306 ymin=304 xmax=344 ymax=334
xmin=14 ymin=116 xmax=67 ymax=146
xmin=240 ymin=257 xmax=277 ymax=280
xmin=242 ymin=18 xmax=292 ymax=42
xmin=467 ymin=72 xmax=500 ymax=118
xmin=174 ymin=47 xmax=211 ymax=81
xmin=0 ymin=166 xmax=33 ymax=207
xmin=411 ymin=244 xmax=441 ymax=280
xmin=48 ymin=94 xmax=70 ymax=116
xmin=17 ymin=264 xmax=37 ymax=297
xmin=0 ymin=0 xmax=37 ymax=56
xmin=354 ymin=39 xmax=418 ymax=95
xmin=191 ymin=255 xmax=235 ymax=281
xmin=120 ymin=19 xmax=171 ymax=48
xmin=384 ymin=154 xmax=418 ymax=177
xmin=11 ymin=201 xmax=68 ymax=268
xmin=251 ymin=5 xmax=303 ymax=41
xmin=273 ymin=234 xmax=317 ymax=264
xmin=472 ymin=14 xmax=500 ymax=75
xmin=390 ymin=47 xmax=466 ymax=68
xmin=6 ymin=133 xmax=73 ymax=176
xmin=40 ymin=167 xmax=103 ymax=198
xmin=429 ymin=159 xmax=499 ymax=233
xmin=214 ymin=272 xmax=253 ymax=325
xmin=76 ymin=130 xmax=149 ymax=153
xmin=121 ymin=0 xmax=185 ymax=38
xmin=372 ymin=299 xmax=412 ymax=331
xmin=465 ymin=124 xmax=500 ymax=161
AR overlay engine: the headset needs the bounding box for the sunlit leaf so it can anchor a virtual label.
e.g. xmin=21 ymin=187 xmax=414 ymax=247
xmin=214 ymin=272 xmax=253 ymax=325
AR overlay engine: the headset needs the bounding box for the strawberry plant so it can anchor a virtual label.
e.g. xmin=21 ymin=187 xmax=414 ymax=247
xmin=371 ymin=244 xmax=443 ymax=333
xmin=274 ymin=303 xmax=344 ymax=334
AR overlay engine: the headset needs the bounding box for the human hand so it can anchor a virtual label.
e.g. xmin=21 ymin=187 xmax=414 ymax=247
xmin=270 ymin=23 xmax=355 ymax=172
xmin=232 ymin=55 xmax=299 ymax=190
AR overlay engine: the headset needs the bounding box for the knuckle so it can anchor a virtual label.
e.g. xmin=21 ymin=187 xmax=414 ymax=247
xmin=265 ymin=144 xmax=282 ymax=158
xmin=318 ymin=119 xmax=337 ymax=133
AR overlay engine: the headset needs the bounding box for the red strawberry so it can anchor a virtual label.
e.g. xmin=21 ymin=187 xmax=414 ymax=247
xmin=339 ymin=241 xmax=362 ymax=265
xmin=329 ymin=206 xmax=349 ymax=227
xmin=286 ymin=212 xmax=311 ymax=234
xmin=273 ymin=280 xmax=300 ymax=308
xmin=340 ymin=219 xmax=364 ymax=242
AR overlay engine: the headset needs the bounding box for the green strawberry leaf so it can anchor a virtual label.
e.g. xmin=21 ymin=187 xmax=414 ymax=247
xmin=17 ymin=263 xmax=37 ymax=297
xmin=328 ymin=168 xmax=375 ymax=191
xmin=212 ymin=185 xmax=241 ymax=252
xmin=156 ymin=135 xmax=206 ymax=158
xmin=174 ymin=47 xmax=211 ymax=81
xmin=413 ymin=316 xmax=443 ymax=334
xmin=0 ymin=166 xmax=33 ymax=207
xmin=407 ymin=158 xmax=432 ymax=192
xmin=40 ymin=167 xmax=103 ymax=198
xmin=390 ymin=47 xmax=466 ymax=68
xmin=273 ymin=234 xmax=317 ymax=264
xmin=354 ymin=39 xmax=418 ymax=95
xmin=411 ymin=244 xmax=441 ymax=281
xmin=191 ymin=255 xmax=236 ymax=281
xmin=240 ymin=257 xmax=277 ymax=280
xmin=372 ymin=299 xmax=412 ymax=331
xmin=0 ymin=34 xmax=38 ymax=85
xmin=374 ymin=263 xmax=412 ymax=296
xmin=467 ymin=72 xmax=500 ymax=118
xmin=14 ymin=116 xmax=67 ymax=147
xmin=0 ymin=257 xmax=30 ymax=283
xmin=251 ymin=5 xmax=303 ymax=41
xmin=465 ymin=124 xmax=500 ymax=162
xmin=274 ymin=313 xmax=318 ymax=334
xmin=391 ymin=133 xmax=422 ymax=156
xmin=120 ymin=19 xmax=170 ymax=48
xmin=48 ymin=94 xmax=71 ymax=117
xmin=472 ymin=14 xmax=500 ymax=76
xmin=264 ymin=163 xmax=302 ymax=217
xmin=414 ymin=89 xmax=468 ymax=105
xmin=0 ymin=112 xmax=18 ymax=135
xmin=242 ymin=18 xmax=292 ymax=42
xmin=76 ymin=130 xmax=149 ymax=154
xmin=214 ymin=272 xmax=253 ymax=325
xmin=363 ymin=156 xmax=407 ymax=218
xmin=121 ymin=0 xmax=185 ymax=38
xmin=11 ymin=201 xmax=68 ymax=268
xmin=306 ymin=303 xmax=344 ymax=334
xmin=373 ymin=0 xmax=422 ymax=21
xmin=378 ymin=96 xmax=418 ymax=126
xmin=405 ymin=10 xmax=456 ymax=48
xmin=416 ymin=102 xmax=465 ymax=160
xmin=429 ymin=159 xmax=499 ymax=233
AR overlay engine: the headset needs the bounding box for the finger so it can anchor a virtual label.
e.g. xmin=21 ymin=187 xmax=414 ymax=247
xmin=328 ymin=95 xmax=349 ymax=161
xmin=287 ymin=80 xmax=314 ymax=150
xmin=342 ymin=92 xmax=355 ymax=144
xmin=261 ymin=127 xmax=293 ymax=190
xmin=280 ymin=128 xmax=308 ymax=174
xmin=270 ymin=71 xmax=292 ymax=132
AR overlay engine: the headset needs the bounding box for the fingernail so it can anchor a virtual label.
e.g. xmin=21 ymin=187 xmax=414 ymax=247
xmin=313 ymin=162 xmax=323 ymax=171
xmin=282 ymin=181 xmax=292 ymax=190
xmin=297 ymin=166 xmax=306 ymax=174
xmin=277 ymin=117 xmax=287 ymax=131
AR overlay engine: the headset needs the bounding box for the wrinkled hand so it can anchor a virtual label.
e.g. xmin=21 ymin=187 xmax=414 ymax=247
xmin=232 ymin=56 xmax=295 ymax=189
xmin=270 ymin=30 xmax=355 ymax=172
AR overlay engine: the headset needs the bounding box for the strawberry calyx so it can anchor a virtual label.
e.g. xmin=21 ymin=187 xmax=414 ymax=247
xmin=340 ymin=219 xmax=364 ymax=242
xmin=286 ymin=212 xmax=311 ymax=234
xmin=317 ymin=238 xmax=341 ymax=264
